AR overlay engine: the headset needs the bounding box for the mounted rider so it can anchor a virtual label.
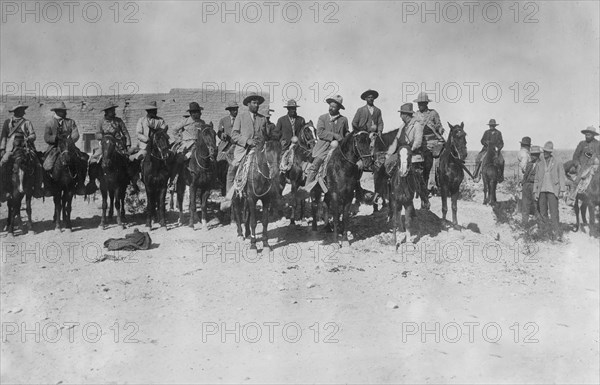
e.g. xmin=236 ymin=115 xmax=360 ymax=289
xmin=278 ymin=99 xmax=306 ymax=152
xmin=217 ymin=100 xmax=239 ymax=163
xmin=220 ymin=93 xmax=268 ymax=210
xmin=298 ymin=95 xmax=349 ymax=198
xmin=473 ymin=118 xmax=505 ymax=183
xmin=170 ymin=102 xmax=206 ymax=188
xmin=414 ymin=92 xmax=444 ymax=203
xmin=91 ymin=101 xmax=131 ymax=161
xmin=566 ymin=126 xmax=600 ymax=206
xmin=43 ymin=101 xmax=89 ymax=195
xmin=133 ymin=101 xmax=169 ymax=161
xmin=0 ymin=104 xmax=44 ymax=197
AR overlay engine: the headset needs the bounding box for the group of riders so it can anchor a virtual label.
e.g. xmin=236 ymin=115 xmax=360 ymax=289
xmin=1 ymin=89 xmax=598 ymax=238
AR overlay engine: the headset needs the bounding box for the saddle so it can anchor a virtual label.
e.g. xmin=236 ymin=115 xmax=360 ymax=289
xmin=575 ymin=156 xmax=599 ymax=194
xmin=280 ymin=145 xmax=295 ymax=172
xmin=232 ymin=150 xmax=255 ymax=194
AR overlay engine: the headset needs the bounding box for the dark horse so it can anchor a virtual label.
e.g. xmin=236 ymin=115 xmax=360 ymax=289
xmin=3 ymin=137 xmax=37 ymax=235
xmin=373 ymin=129 xmax=399 ymax=213
xmin=389 ymin=145 xmax=418 ymax=248
xmin=281 ymin=121 xmax=316 ymax=226
xmin=437 ymin=122 xmax=468 ymax=225
xmin=176 ymin=122 xmax=217 ymax=228
xmin=142 ymin=128 xmax=174 ymax=229
xmin=482 ymin=144 xmax=500 ymax=205
xmin=565 ymin=159 xmax=600 ymax=236
xmin=310 ymin=131 xmax=373 ymax=246
xmin=45 ymin=133 xmax=80 ymax=232
xmin=98 ymin=134 xmax=130 ymax=229
xmin=232 ymin=137 xmax=281 ymax=253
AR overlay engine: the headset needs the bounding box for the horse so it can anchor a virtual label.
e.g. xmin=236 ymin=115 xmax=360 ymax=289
xmin=389 ymin=145 xmax=419 ymax=247
xmin=281 ymin=121 xmax=316 ymax=226
xmin=232 ymin=137 xmax=282 ymax=253
xmin=482 ymin=144 xmax=500 ymax=205
xmin=310 ymin=131 xmax=373 ymax=247
xmin=97 ymin=134 xmax=130 ymax=229
xmin=175 ymin=122 xmax=217 ymax=228
xmin=142 ymin=128 xmax=174 ymax=229
xmin=437 ymin=122 xmax=468 ymax=225
xmin=45 ymin=133 xmax=80 ymax=232
xmin=3 ymin=137 xmax=37 ymax=235
xmin=373 ymin=129 xmax=399 ymax=213
xmin=565 ymin=159 xmax=600 ymax=236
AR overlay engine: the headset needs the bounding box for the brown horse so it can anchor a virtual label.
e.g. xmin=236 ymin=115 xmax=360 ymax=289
xmin=482 ymin=144 xmax=500 ymax=205
xmin=3 ymin=136 xmax=37 ymax=235
xmin=175 ymin=122 xmax=217 ymax=228
xmin=389 ymin=145 xmax=418 ymax=247
xmin=232 ymin=138 xmax=281 ymax=253
xmin=437 ymin=122 xmax=468 ymax=225
xmin=142 ymin=128 xmax=174 ymax=229
xmin=310 ymin=131 xmax=373 ymax=246
xmin=280 ymin=121 xmax=316 ymax=226
xmin=97 ymin=134 xmax=130 ymax=229
xmin=565 ymin=159 xmax=600 ymax=236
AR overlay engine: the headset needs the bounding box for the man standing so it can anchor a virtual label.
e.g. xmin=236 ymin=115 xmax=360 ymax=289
xmin=533 ymin=141 xmax=566 ymax=240
xmin=521 ymin=145 xmax=541 ymax=225
xmin=134 ymin=101 xmax=169 ymax=160
xmin=352 ymin=89 xmax=384 ymax=135
xmin=43 ymin=101 xmax=88 ymax=195
xmin=220 ymin=93 xmax=268 ymax=210
xmin=414 ymin=92 xmax=444 ymax=207
xmin=298 ymin=95 xmax=349 ymax=196
xmin=517 ymin=136 xmax=531 ymax=175
xmin=384 ymin=103 xmax=426 ymax=204
xmin=473 ymin=119 xmax=505 ymax=183
xmin=0 ymin=104 xmax=44 ymax=197
xmin=278 ymin=99 xmax=306 ymax=151
xmin=217 ymin=101 xmax=239 ymax=159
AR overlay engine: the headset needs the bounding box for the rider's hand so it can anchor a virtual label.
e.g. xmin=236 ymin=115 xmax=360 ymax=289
xmin=333 ymin=133 xmax=342 ymax=141
xmin=246 ymin=138 xmax=256 ymax=147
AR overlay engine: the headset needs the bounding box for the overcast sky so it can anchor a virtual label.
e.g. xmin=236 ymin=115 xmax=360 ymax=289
xmin=1 ymin=0 xmax=598 ymax=150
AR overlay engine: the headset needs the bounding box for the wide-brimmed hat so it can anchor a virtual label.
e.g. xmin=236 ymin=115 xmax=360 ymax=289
xmin=398 ymin=103 xmax=414 ymax=115
xmin=243 ymin=93 xmax=265 ymax=106
xmin=520 ymin=136 xmax=531 ymax=146
xmin=326 ymin=95 xmax=345 ymax=110
xmin=413 ymin=92 xmax=432 ymax=103
xmin=50 ymin=101 xmax=69 ymax=111
xmin=530 ymin=145 xmax=542 ymax=154
xmin=581 ymin=126 xmax=599 ymax=136
xmin=225 ymin=101 xmax=239 ymax=111
xmin=144 ymin=101 xmax=159 ymax=110
xmin=8 ymin=104 xmax=28 ymax=112
xmin=487 ymin=119 xmax=499 ymax=127
xmin=361 ymin=89 xmax=379 ymax=100
xmin=543 ymin=141 xmax=554 ymax=153
xmin=283 ymin=99 xmax=300 ymax=108
xmin=101 ymin=101 xmax=119 ymax=112
xmin=187 ymin=102 xmax=204 ymax=112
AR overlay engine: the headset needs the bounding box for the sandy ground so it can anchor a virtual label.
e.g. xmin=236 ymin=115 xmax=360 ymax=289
xmin=1 ymin=176 xmax=599 ymax=384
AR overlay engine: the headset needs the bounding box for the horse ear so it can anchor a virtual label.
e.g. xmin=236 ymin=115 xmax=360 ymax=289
xmin=308 ymin=120 xmax=313 ymax=125
xmin=460 ymin=122 xmax=464 ymax=128
xmin=447 ymin=122 xmax=453 ymax=130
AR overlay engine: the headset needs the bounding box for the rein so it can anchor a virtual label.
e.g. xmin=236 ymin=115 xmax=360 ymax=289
xmin=340 ymin=132 xmax=373 ymax=165
xmin=192 ymin=126 xmax=216 ymax=170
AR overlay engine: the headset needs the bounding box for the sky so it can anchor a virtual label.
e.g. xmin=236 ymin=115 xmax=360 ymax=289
xmin=1 ymin=0 xmax=599 ymax=150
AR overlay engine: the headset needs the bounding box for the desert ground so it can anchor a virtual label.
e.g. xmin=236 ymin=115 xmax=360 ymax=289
xmin=1 ymin=176 xmax=599 ymax=384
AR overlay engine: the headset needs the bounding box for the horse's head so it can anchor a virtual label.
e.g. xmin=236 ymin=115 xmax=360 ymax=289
xmin=397 ymin=145 xmax=412 ymax=177
xmin=101 ymin=134 xmax=117 ymax=168
xmin=197 ymin=122 xmax=217 ymax=162
xmin=56 ymin=132 xmax=74 ymax=164
xmin=447 ymin=122 xmax=468 ymax=160
xmin=345 ymin=131 xmax=373 ymax=169
xmin=298 ymin=121 xmax=316 ymax=148
xmin=149 ymin=128 xmax=171 ymax=160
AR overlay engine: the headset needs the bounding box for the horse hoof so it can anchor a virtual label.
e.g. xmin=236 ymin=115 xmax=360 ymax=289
xmin=64 ymin=228 xmax=72 ymax=234
xmin=201 ymin=220 xmax=207 ymax=228
xmin=341 ymin=240 xmax=350 ymax=248
xmin=188 ymin=223 xmax=194 ymax=229
xmin=237 ymin=235 xmax=245 ymax=242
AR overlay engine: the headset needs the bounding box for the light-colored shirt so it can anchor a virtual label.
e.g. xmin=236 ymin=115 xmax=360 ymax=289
xmin=136 ymin=116 xmax=168 ymax=144
xmin=173 ymin=117 xmax=205 ymax=142
xmin=517 ymin=147 xmax=530 ymax=175
xmin=540 ymin=157 xmax=556 ymax=193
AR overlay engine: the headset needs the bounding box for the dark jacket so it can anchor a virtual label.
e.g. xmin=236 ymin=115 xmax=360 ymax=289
xmin=44 ymin=117 xmax=80 ymax=148
xmin=352 ymin=105 xmax=383 ymax=134
xmin=572 ymin=138 xmax=600 ymax=167
xmin=312 ymin=113 xmax=349 ymax=159
xmin=480 ymin=128 xmax=504 ymax=150
xmin=277 ymin=114 xmax=306 ymax=150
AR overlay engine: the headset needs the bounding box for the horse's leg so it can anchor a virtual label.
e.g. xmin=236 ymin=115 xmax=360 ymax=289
xmin=100 ymin=188 xmax=108 ymax=229
xmin=390 ymin=197 xmax=397 ymax=249
xmin=108 ymin=189 xmax=115 ymax=219
xmin=262 ymin=198 xmax=271 ymax=253
xmin=483 ymin=177 xmax=489 ymax=205
xmin=53 ymin=193 xmax=61 ymax=231
xmin=177 ymin=182 xmax=185 ymax=226
xmin=200 ymin=188 xmax=209 ymax=229
xmin=145 ymin=186 xmax=153 ymax=228
xmin=159 ymin=186 xmax=167 ymax=228
xmin=330 ymin=193 xmax=339 ymax=244
xmin=115 ymin=186 xmax=123 ymax=228
xmin=581 ymin=199 xmax=588 ymax=225
xmin=290 ymin=182 xmax=297 ymax=226
xmin=451 ymin=190 xmax=459 ymax=226
xmin=311 ymin=191 xmax=320 ymax=232
xmin=25 ymin=194 xmax=33 ymax=232
xmin=248 ymin=197 xmax=257 ymax=250
xmin=233 ymin=196 xmax=244 ymax=239
xmin=188 ymin=182 xmax=196 ymax=228
xmin=405 ymin=202 xmax=415 ymax=243
xmin=63 ymin=190 xmax=73 ymax=232
xmin=491 ymin=181 xmax=498 ymax=205
xmin=441 ymin=184 xmax=448 ymax=221
xmin=340 ymin=200 xmax=350 ymax=248
xmin=7 ymin=200 xmax=15 ymax=235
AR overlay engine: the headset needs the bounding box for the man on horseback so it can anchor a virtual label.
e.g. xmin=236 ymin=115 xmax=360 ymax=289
xmin=134 ymin=101 xmax=169 ymax=161
xmin=384 ymin=103 xmax=425 ymax=203
xmin=220 ymin=93 xmax=268 ymax=210
xmin=414 ymin=92 xmax=444 ymax=203
xmin=473 ymin=119 xmax=505 ymax=183
xmin=0 ymin=104 xmax=44 ymax=198
xmin=43 ymin=101 xmax=88 ymax=195
xmin=217 ymin=100 xmax=239 ymax=160
xmin=566 ymin=126 xmax=600 ymax=206
xmin=298 ymin=95 xmax=349 ymax=198
xmin=278 ymin=99 xmax=306 ymax=152
xmin=170 ymin=102 xmax=206 ymax=189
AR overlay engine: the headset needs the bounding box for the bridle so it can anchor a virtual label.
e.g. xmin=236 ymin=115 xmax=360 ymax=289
xmin=193 ymin=125 xmax=216 ymax=170
xmin=340 ymin=131 xmax=373 ymax=165
xmin=149 ymin=130 xmax=170 ymax=162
